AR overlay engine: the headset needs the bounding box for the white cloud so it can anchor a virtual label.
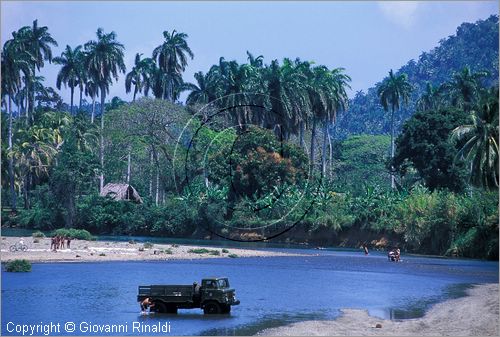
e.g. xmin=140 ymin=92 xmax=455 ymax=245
xmin=377 ymin=1 xmax=420 ymax=29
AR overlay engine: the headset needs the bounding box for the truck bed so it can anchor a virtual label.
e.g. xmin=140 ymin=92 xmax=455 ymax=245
xmin=138 ymin=285 xmax=195 ymax=303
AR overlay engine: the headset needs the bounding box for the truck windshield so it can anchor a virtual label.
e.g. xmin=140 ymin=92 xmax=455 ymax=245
xmin=217 ymin=279 xmax=229 ymax=288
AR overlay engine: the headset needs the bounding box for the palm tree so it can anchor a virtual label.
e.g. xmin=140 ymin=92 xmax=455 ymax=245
xmin=152 ymin=30 xmax=193 ymax=101
xmin=247 ymin=51 xmax=264 ymax=68
xmin=84 ymin=77 xmax=100 ymax=124
xmin=416 ymin=82 xmax=443 ymax=111
xmin=15 ymin=20 xmax=57 ymax=122
xmin=1 ymin=39 xmax=32 ymax=211
xmin=377 ymin=69 xmax=412 ymax=188
xmin=320 ymin=68 xmax=350 ymax=175
xmin=84 ymin=28 xmax=126 ymax=192
xmin=447 ymin=66 xmax=488 ymax=110
xmin=186 ymin=71 xmax=211 ymax=105
xmin=451 ymin=87 xmax=499 ymax=189
xmin=263 ymin=58 xmax=310 ymax=139
xmin=9 ymin=125 xmax=58 ymax=208
xmin=125 ymin=53 xmax=154 ymax=102
xmin=54 ymin=45 xmax=83 ymax=114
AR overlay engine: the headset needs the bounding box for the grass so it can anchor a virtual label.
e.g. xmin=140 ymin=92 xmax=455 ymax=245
xmin=188 ymin=248 xmax=221 ymax=256
xmin=162 ymin=249 xmax=173 ymax=255
xmin=5 ymin=259 xmax=32 ymax=272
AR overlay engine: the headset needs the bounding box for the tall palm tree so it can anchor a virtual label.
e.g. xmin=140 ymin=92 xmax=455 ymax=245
xmin=152 ymin=30 xmax=193 ymax=101
xmin=186 ymin=71 xmax=211 ymax=105
xmin=263 ymin=58 xmax=310 ymax=139
xmin=247 ymin=51 xmax=264 ymax=68
xmin=377 ymin=69 xmax=412 ymax=188
xmin=15 ymin=20 xmax=57 ymax=122
xmin=84 ymin=77 xmax=100 ymax=124
xmin=9 ymin=125 xmax=58 ymax=208
xmin=416 ymin=82 xmax=443 ymax=112
xmin=447 ymin=66 xmax=488 ymax=110
xmin=84 ymin=28 xmax=126 ymax=192
xmin=54 ymin=45 xmax=83 ymax=114
xmin=1 ymin=39 xmax=32 ymax=211
xmin=125 ymin=53 xmax=154 ymax=102
xmin=320 ymin=68 xmax=350 ymax=175
xmin=451 ymin=87 xmax=499 ymax=189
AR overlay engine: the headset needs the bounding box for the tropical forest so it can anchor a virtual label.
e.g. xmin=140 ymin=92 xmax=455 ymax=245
xmin=2 ymin=15 xmax=498 ymax=260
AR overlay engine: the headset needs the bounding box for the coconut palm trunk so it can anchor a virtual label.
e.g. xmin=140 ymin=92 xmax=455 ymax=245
xmin=299 ymin=121 xmax=305 ymax=149
xmin=126 ymin=147 xmax=131 ymax=184
xmin=390 ymin=109 xmax=395 ymax=189
xmin=328 ymin=127 xmax=333 ymax=178
xmin=321 ymin=118 xmax=329 ymax=176
xmin=99 ymin=85 xmax=106 ymax=193
xmin=309 ymin=118 xmax=317 ymax=174
xmin=79 ymin=88 xmax=83 ymax=111
xmin=70 ymin=85 xmax=75 ymax=115
xmin=8 ymin=96 xmax=17 ymax=211
xmin=91 ymin=96 xmax=96 ymax=124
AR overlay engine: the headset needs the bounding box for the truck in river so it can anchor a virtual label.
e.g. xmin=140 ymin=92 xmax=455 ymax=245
xmin=137 ymin=277 xmax=240 ymax=314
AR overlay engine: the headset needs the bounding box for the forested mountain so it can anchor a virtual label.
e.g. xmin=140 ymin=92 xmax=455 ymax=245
xmin=336 ymin=15 xmax=499 ymax=138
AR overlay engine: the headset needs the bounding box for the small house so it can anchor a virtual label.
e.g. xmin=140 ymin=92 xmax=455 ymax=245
xmin=100 ymin=183 xmax=143 ymax=203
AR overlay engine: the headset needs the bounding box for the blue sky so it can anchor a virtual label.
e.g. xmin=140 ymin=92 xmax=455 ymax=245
xmin=1 ymin=1 xmax=498 ymax=104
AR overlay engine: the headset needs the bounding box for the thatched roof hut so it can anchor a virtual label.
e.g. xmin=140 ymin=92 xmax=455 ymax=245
xmin=100 ymin=183 xmax=143 ymax=203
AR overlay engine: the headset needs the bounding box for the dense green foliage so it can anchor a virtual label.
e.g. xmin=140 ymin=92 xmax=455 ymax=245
xmin=337 ymin=15 xmax=499 ymax=138
xmin=1 ymin=16 xmax=498 ymax=260
xmin=52 ymin=228 xmax=94 ymax=240
xmin=5 ymin=259 xmax=32 ymax=272
xmin=393 ymin=107 xmax=469 ymax=191
xmin=332 ymin=135 xmax=391 ymax=195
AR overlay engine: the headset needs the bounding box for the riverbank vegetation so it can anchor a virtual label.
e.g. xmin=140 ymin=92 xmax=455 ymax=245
xmin=4 ymin=259 xmax=32 ymax=272
xmin=2 ymin=16 xmax=498 ymax=259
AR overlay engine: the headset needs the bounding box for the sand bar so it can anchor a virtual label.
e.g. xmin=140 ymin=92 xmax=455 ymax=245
xmin=1 ymin=236 xmax=307 ymax=263
xmin=257 ymin=283 xmax=499 ymax=336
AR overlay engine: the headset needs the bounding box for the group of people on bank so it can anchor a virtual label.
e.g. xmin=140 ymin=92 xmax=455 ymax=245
xmin=50 ymin=235 xmax=71 ymax=251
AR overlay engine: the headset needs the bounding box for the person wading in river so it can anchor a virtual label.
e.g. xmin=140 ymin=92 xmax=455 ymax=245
xmin=140 ymin=297 xmax=155 ymax=313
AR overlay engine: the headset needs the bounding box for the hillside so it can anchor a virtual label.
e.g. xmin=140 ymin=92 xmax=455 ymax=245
xmin=336 ymin=15 xmax=499 ymax=138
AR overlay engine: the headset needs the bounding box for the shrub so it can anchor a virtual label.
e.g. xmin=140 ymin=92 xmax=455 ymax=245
xmin=99 ymin=253 xmax=106 ymax=256
xmin=52 ymin=228 xmax=94 ymax=240
xmin=228 ymin=254 xmax=238 ymax=258
xmin=32 ymin=231 xmax=46 ymax=238
xmin=33 ymin=239 xmax=40 ymax=243
xmin=209 ymin=250 xmax=220 ymax=256
xmin=128 ymin=240 xmax=136 ymax=244
xmin=5 ymin=259 xmax=32 ymax=272
xmin=162 ymin=249 xmax=173 ymax=255
xmin=188 ymin=248 xmax=210 ymax=254
xmin=221 ymin=248 xmax=229 ymax=253
xmin=143 ymin=242 xmax=154 ymax=249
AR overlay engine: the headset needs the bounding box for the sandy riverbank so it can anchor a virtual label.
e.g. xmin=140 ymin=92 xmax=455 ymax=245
xmin=1 ymin=236 xmax=307 ymax=263
xmin=257 ymin=283 xmax=499 ymax=336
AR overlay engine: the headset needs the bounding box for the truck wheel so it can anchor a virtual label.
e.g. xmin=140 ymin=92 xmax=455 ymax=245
xmin=203 ymin=302 xmax=221 ymax=314
xmin=166 ymin=305 xmax=178 ymax=314
xmin=155 ymin=302 xmax=166 ymax=313
xmin=221 ymin=305 xmax=231 ymax=314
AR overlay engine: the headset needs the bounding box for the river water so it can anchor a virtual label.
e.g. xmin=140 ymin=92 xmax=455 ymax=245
xmin=1 ymin=249 xmax=498 ymax=336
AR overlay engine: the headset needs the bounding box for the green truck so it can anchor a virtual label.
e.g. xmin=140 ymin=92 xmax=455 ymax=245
xmin=137 ymin=277 xmax=240 ymax=314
